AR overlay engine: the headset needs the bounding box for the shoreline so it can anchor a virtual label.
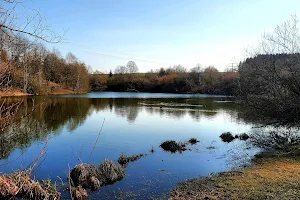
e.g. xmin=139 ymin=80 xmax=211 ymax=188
xmin=0 ymin=90 xmax=88 ymax=97
xmin=169 ymin=150 xmax=300 ymax=199
xmin=0 ymin=90 xmax=232 ymax=98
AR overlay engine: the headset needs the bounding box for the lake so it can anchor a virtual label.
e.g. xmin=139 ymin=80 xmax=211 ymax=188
xmin=0 ymin=92 xmax=260 ymax=199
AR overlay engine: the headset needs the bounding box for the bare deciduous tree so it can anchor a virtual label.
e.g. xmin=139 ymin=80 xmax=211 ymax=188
xmin=239 ymin=15 xmax=300 ymax=126
xmin=126 ymin=61 xmax=138 ymax=82
xmin=0 ymin=0 xmax=62 ymax=132
xmin=190 ymin=64 xmax=203 ymax=86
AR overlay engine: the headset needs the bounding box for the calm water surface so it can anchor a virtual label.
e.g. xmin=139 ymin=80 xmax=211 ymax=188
xmin=0 ymin=92 xmax=259 ymax=199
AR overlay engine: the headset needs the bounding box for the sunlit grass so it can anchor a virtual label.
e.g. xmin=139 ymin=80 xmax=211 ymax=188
xmin=171 ymin=154 xmax=300 ymax=199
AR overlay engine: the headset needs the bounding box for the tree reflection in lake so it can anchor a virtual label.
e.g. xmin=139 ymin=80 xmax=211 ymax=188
xmin=0 ymin=94 xmax=263 ymax=199
xmin=1 ymin=97 xmax=240 ymax=156
xmin=0 ymin=96 xmax=241 ymax=160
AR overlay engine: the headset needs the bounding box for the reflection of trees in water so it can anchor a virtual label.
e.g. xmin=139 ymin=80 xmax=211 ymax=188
xmin=143 ymin=106 xmax=219 ymax=121
xmin=0 ymin=118 xmax=50 ymax=159
xmin=0 ymin=97 xmax=110 ymax=159
xmin=143 ymin=107 xmax=187 ymax=120
xmin=113 ymin=99 xmax=139 ymax=123
xmin=188 ymin=110 xmax=217 ymax=121
xmin=42 ymin=98 xmax=92 ymax=131
xmin=0 ymin=97 xmax=247 ymax=160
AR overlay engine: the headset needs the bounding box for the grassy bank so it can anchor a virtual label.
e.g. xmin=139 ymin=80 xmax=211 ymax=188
xmin=0 ymin=89 xmax=31 ymax=97
xmin=0 ymin=87 xmax=84 ymax=97
xmin=170 ymin=151 xmax=300 ymax=200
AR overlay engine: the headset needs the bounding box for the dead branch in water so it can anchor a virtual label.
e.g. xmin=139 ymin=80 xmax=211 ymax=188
xmin=88 ymin=118 xmax=105 ymax=163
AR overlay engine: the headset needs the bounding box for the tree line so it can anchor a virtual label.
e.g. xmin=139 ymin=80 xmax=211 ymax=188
xmin=1 ymin=31 xmax=238 ymax=96
xmin=90 ymin=61 xmax=238 ymax=95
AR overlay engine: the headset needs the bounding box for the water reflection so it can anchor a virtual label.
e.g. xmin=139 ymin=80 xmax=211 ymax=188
xmin=0 ymin=94 xmax=262 ymax=199
xmin=0 ymin=96 xmax=248 ymax=160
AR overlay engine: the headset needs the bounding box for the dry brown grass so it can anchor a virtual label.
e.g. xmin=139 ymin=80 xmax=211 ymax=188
xmin=170 ymin=156 xmax=300 ymax=200
xmin=0 ymin=85 xmax=83 ymax=97
xmin=0 ymin=171 xmax=60 ymax=199
xmin=0 ymin=89 xmax=31 ymax=97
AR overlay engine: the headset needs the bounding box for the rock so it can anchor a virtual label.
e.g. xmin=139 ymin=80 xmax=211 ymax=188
xmin=98 ymin=159 xmax=125 ymax=185
xmin=70 ymin=164 xmax=102 ymax=190
xmin=72 ymin=186 xmax=88 ymax=200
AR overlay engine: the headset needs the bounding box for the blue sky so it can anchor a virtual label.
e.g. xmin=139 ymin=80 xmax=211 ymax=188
xmin=24 ymin=0 xmax=300 ymax=72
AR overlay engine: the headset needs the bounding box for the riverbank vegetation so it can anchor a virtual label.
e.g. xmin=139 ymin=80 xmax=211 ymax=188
xmin=0 ymin=171 xmax=60 ymax=199
xmin=90 ymin=64 xmax=238 ymax=95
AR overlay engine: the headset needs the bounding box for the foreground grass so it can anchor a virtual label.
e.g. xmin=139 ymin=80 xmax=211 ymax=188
xmin=170 ymin=153 xmax=300 ymax=200
xmin=0 ymin=171 xmax=60 ymax=199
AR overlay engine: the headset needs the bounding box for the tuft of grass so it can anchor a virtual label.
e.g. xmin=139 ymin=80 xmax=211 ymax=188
xmin=0 ymin=171 xmax=60 ymax=199
xmin=206 ymin=146 xmax=216 ymax=150
xmin=150 ymin=146 xmax=155 ymax=153
xmin=188 ymin=138 xmax=200 ymax=145
xmin=160 ymin=140 xmax=187 ymax=153
xmin=219 ymin=132 xmax=235 ymax=143
xmin=118 ymin=153 xmax=147 ymax=166
xmin=239 ymin=133 xmax=250 ymax=141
